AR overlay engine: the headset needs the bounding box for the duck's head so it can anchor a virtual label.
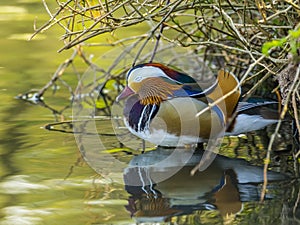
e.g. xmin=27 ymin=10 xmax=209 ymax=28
xmin=116 ymin=63 xmax=201 ymax=105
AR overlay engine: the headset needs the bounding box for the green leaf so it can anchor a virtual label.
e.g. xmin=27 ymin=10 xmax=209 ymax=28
xmin=289 ymin=28 xmax=300 ymax=39
xmin=262 ymin=38 xmax=287 ymax=55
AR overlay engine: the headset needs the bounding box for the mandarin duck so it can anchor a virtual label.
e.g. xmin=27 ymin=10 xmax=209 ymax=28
xmin=116 ymin=63 xmax=278 ymax=146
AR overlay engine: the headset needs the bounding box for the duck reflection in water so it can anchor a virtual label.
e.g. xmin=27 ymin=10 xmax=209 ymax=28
xmin=123 ymin=147 xmax=289 ymax=223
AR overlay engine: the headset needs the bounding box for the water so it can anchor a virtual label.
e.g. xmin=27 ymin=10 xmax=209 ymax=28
xmin=0 ymin=1 xmax=299 ymax=225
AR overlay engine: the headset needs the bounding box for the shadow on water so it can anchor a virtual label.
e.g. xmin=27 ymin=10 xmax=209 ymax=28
xmin=123 ymin=147 xmax=298 ymax=224
xmin=0 ymin=102 xmax=33 ymax=178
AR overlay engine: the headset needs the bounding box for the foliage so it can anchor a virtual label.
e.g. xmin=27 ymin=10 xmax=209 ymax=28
xmin=262 ymin=26 xmax=300 ymax=56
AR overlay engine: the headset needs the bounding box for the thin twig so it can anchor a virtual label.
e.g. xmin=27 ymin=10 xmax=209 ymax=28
xmin=132 ymin=0 xmax=183 ymax=65
xmin=292 ymin=79 xmax=300 ymax=144
xmin=38 ymin=48 xmax=78 ymax=97
xmin=58 ymin=0 xmax=132 ymax=52
xmin=30 ymin=0 xmax=73 ymax=40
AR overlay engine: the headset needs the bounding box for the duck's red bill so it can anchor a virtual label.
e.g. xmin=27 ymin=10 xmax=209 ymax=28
xmin=116 ymin=86 xmax=135 ymax=102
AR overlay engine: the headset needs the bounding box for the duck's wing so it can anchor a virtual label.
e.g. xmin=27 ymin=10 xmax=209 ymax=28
xmin=206 ymin=70 xmax=241 ymax=120
xmin=237 ymin=101 xmax=278 ymax=113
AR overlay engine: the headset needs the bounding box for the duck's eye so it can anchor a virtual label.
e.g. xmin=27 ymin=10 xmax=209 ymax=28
xmin=134 ymin=76 xmax=142 ymax=82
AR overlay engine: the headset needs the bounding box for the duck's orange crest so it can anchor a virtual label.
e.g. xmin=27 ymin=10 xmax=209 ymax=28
xmin=134 ymin=77 xmax=182 ymax=105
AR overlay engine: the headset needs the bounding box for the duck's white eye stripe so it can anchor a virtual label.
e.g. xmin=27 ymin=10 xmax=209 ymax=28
xmin=134 ymin=76 xmax=142 ymax=82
